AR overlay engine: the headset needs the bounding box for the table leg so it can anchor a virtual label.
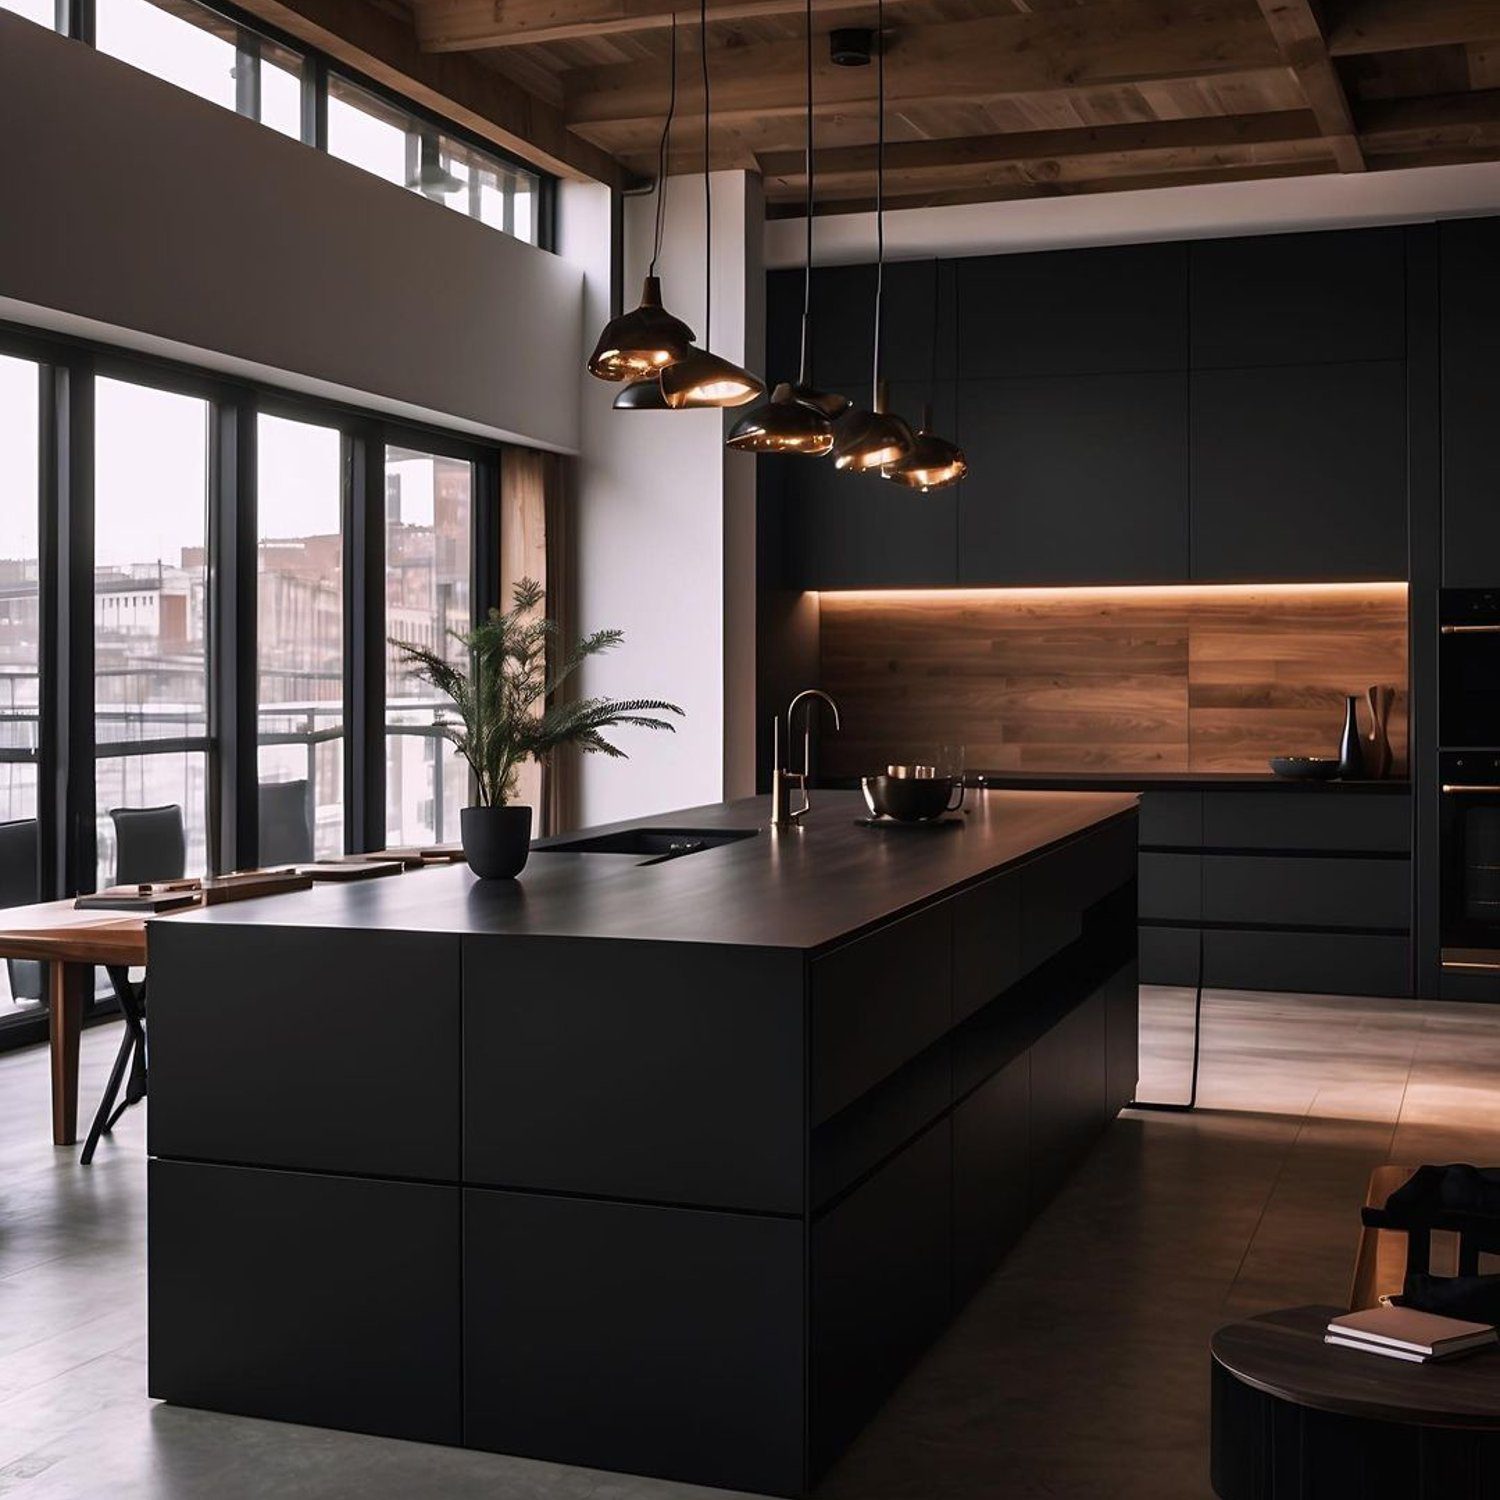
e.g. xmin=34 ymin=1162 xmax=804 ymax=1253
xmin=48 ymin=961 xmax=87 ymax=1147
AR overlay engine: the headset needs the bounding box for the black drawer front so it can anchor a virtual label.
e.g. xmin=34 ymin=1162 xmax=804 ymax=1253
xmin=1140 ymin=851 xmax=1202 ymax=921
xmin=1203 ymin=855 xmax=1410 ymax=931
xmin=465 ymin=1188 xmax=805 ymax=1498
xmin=1201 ymin=793 xmax=1411 ymax=853
xmin=1139 ymin=791 xmax=1204 ymax=847
xmin=953 ymin=869 xmax=1022 ymax=1022
xmin=1022 ymin=815 xmax=1138 ymax=969
xmin=148 ymin=1160 xmax=461 ymax=1445
xmin=148 ymin=925 xmax=461 ymax=1181
xmin=812 ymin=901 xmax=953 ymax=1124
xmin=952 ymin=1053 xmax=1029 ymax=1307
xmin=1204 ymin=929 xmax=1410 ymax=997
xmin=1140 ymin=925 xmax=1201 ymax=986
xmin=464 ymin=938 xmax=804 ymax=1214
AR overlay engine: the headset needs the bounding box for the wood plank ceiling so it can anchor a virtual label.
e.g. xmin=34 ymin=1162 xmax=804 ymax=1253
xmin=305 ymin=0 xmax=1500 ymax=214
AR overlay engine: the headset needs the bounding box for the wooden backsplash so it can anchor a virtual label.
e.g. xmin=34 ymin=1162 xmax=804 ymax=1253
xmin=818 ymin=584 xmax=1409 ymax=777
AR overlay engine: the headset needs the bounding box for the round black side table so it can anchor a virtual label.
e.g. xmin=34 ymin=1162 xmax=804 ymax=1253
xmin=1212 ymin=1305 xmax=1500 ymax=1499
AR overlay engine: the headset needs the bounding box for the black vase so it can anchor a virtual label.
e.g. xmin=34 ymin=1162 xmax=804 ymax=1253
xmin=461 ymin=805 xmax=532 ymax=879
xmin=1338 ymin=694 xmax=1366 ymax=780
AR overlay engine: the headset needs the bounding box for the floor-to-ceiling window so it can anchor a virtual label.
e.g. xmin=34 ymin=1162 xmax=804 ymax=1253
xmin=93 ymin=377 xmax=212 ymax=887
xmin=257 ymin=414 xmax=345 ymax=859
xmin=0 ymin=354 xmax=42 ymax=1029
xmin=385 ymin=446 xmax=472 ymax=848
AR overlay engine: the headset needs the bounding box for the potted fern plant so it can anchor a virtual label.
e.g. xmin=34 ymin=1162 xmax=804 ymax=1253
xmin=390 ymin=578 xmax=683 ymax=879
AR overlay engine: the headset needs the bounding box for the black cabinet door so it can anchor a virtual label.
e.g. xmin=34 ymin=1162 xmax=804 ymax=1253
xmin=1441 ymin=218 xmax=1500 ymax=587
xmin=952 ymin=1053 xmax=1028 ymax=1306
xmin=148 ymin=1160 xmax=462 ymax=1444
xmin=781 ymin=377 xmax=958 ymax=588
xmin=809 ymin=259 xmax=941 ymax=388
xmin=464 ymin=936 xmax=805 ymax=1213
xmin=956 ymin=241 xmax=1187 ymax=378
xmin=147 ymin=924 xmax=461 ymax=1180
xmin=465 ymin=1187 xmax=805 ymax=1497
xmin=811 ymin=1119 xmax=952 ymax=1478
xmin=958 ymin=371 xmax=1189 ymax=585
xmin=1027 ymin=989 xmax=1108 ymax=1216
xmin=1190 ymin=228 xmax=1406 ymax=369
xmin=1190 ymin=361 xmax=1407 ymax=581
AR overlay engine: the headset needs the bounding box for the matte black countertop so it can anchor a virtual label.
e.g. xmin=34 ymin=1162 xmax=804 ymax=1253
xmin=159 ymin=790 xmax=1137 ymax=953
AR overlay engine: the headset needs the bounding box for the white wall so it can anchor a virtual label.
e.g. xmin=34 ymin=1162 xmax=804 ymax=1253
xmin=563 ymin=171 xmax=762 ymax=827
xmin=766 ymin=157 xmax=1500 ymax=268
xmin=0 ymin=14 xmax=583 ymax=452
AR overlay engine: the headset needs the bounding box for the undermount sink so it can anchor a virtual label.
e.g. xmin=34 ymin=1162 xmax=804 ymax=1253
xmin=535 ymin=826 xmax=758 ymax=865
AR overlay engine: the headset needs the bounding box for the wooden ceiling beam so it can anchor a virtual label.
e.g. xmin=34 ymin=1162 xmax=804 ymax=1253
xmin=1359 ymin=87 xmax=1500 ymax=156
xmin=767 ymin=158 xmax=1339 ymax=217
xmin=415 ymin=0 xmax=883 ymax=52
xmin=564 ymin=2 xmax=1287 ymax=130
xmin=1254 ymin=0 xmax=1364 ymax=171
xmin=230 ymin=0 xmax=629 ymax=184
xmin=1326 ymin=0 xmax=1500 ymax=58
xmin=756 ymin=109 xmax=1324 ymax=187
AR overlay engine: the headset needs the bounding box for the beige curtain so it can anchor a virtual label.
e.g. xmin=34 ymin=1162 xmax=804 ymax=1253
xmin=499 ymin=446 xmax=575 ymax=835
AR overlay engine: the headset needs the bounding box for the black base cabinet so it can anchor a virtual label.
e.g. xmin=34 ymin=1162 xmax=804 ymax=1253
xmin=148 ymin=1160 xmax=462 ymax=1445
xmin=147 ymin=808 xmax=1138 ymax=1498
xmin=464 ymin=1188 xmax=806 ymax=1497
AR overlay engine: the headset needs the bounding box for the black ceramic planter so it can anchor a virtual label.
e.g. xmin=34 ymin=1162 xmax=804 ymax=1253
xmin=462 ymin=805 xmax=533 ymax=880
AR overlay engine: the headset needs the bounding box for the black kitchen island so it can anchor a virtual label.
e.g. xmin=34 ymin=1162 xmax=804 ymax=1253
xmin=146 ymin=789 xmax=1138 ymax=1497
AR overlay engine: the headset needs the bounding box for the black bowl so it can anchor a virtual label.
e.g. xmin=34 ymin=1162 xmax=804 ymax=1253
xmin=861 ymin=774 xmax=960 ymax=822
xmin=1268 ymin=756 xmax=1340 ymax=781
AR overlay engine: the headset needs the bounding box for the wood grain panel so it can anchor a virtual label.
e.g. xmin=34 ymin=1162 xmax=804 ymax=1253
xmin=819 ymin=584 xmax=1407 ymax=776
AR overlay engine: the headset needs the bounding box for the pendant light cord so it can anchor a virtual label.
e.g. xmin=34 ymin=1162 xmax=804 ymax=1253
xmin=701 ymin=0 xmax=712 ymax=350
xmin=648 ymin=12 xmax=678 ymax=280
xmin=799 ymin=0 xmax=814 ymax=385
xmin=873 ymin=0 xmax=884 ymax=411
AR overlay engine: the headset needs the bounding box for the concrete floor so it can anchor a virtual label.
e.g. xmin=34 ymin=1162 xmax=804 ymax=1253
xmin=2 ymin=987 xmax=1499 ymax=1499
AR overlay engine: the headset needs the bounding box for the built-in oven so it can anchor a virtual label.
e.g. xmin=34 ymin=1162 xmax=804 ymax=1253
xmin=1440 ymin=752 xmax=1500 ymax=963
xmin=1440 ymin=589 xmax=1500 ymax=750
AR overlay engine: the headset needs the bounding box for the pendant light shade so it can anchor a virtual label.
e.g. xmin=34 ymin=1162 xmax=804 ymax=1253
xmin=727 ymin=382 xmax=835 ymax=452
xmin=613 ymin=374 xmax=672 ymax=409
xmin=660 ymin=348 xmax=763 ymax=408
xmin=831 ymin=391 xmax=914 ymax=471
xmin=588 ymin=275 xmax=697 ymax=382
xmin=883 ymin=405 xmax=966 ymax=489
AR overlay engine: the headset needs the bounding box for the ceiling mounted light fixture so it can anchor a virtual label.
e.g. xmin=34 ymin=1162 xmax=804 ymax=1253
xmin=613 ymin=375 xmax=671 ymax=410
xmin=884 ymin=402 xmax=967 ymax=489
xmin=661 ymin=0 xmax=764 ymax=409
xmin=588 ymin=17 xmax=696 ymax=383
xmin=408 ymin=133 xmax=463 ymax=198
xmin=829 ymin=2 xmax=913 ymax=473
xmin=728 ymin=0 xmax=844 ymax=453
xmin=883 ymin=263 xmax=967 ymax=489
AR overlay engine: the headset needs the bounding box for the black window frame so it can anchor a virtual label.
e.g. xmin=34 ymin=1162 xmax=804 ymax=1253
xmin=0 ymin=319 xmax=505 ymax=1052
xmin=38 ymin=0 xmax=556 ymax=251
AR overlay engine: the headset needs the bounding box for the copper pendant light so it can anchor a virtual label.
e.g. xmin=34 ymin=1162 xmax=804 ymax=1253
xmin=613 ymin=374 xmax=671 ymax=409
xmin=727 ymin=0 xmax=843 ymax=453
xmin=588 ymin=18 xmax=696 ymax=383
xmin=829 ymin=0 xmax=913 ymax=473
xmin=884 ymin=402 xmax=967 ymax=489
xmin=662 ymin=0 xmax=764 ymax=410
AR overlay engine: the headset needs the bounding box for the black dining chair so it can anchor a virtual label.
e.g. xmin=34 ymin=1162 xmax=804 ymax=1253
xmin=0 ymin=818 xmax=43 ymax=1010
xmin=258 ymin=779 xmax=313 ymax=865
xmin=81 ymin=803 xmax=187 ymax=1165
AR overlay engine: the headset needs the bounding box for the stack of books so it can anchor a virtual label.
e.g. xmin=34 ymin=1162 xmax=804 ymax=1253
xmin=1325 ymin=1306 xmax=1498 ymax=1364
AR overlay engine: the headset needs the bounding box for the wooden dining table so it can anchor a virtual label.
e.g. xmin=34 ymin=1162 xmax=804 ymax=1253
xmin=0 ymin=898 xmax=160 ymax=1146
